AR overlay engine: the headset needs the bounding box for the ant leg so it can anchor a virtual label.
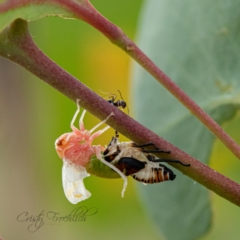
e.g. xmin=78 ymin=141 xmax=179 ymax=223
xmin=99 ymin=89 xmax=116 ymax=101
xmin=150 ymin=158 xmax=190 ymax=167
xmin=111 ymin=94 xmax=117 ymax=101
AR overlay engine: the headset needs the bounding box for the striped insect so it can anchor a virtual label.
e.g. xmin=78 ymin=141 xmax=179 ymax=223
xmin=103 ymin=131 xmax=190 ymax=185
xmin=55 ymin=100 xmax=127 ymax=204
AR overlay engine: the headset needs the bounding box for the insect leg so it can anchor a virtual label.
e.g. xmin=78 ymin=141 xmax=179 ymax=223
xmin=132 ymin=142 xmax=170 ymax=153
xmin=79 ymin=109 xmax=87 ymax=123
xmin=142 ymin=149 xmax=170 ymax=154
xmin=149 ymin=158 xmax=190 ymax=167
xmin=70 ymin=99 xmax=88 ymax=131
xmin=95 ymin=148 xmax=128 ymax=197
xmin=89 ymin=112 xmax=114 ymax=134
xmin=70 ymin=99 xmax=82 ymax=130
xmin=132 ymin=142 xmax=159 ymax=149
xmin=107 ymin=94 xmax=117 ymax=104
xmin=100 ymin=89 xmax=116 ymax=102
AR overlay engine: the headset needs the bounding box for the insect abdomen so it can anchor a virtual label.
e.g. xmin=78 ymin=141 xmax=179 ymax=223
xmin=132 ymin=163 xmax=176 ymax=183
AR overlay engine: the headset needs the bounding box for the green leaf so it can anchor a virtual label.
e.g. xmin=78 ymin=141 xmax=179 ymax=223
xmin=132 ymin=1 xmax=240 ymax=239
xmin=0 ymin=1 xmax=75 ymax=32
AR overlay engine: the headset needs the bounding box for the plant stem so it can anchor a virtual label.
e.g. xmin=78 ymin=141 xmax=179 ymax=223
xmin=0 ymin=19 xmax=240 ymax=207
xmin=61 ymin=0 xmax=240 ymax=160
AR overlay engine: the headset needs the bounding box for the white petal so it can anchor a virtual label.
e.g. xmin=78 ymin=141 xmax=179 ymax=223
xmin=65 ymin=164 xmax=90 ymax=181
xmin=62 ymin=162 xmax=91 ymax=204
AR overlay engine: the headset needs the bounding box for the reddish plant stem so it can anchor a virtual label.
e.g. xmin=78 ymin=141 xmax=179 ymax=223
xmin=0 ymin=0 xmax=239 ymax=160
xmin=0 ymin=19 xmax=240 ymax=206
xmin=70 ymin=0 xmax=240 ymax=160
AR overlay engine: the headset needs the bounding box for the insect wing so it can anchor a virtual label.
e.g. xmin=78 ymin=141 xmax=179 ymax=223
xmin=62 ymin=162 xmax=91 ymax=204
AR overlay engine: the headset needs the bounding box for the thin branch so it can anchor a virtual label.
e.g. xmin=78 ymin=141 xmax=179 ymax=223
xmin=58 ymin=0 xmax=240 ymax=160
xmin=0 ymin=19 xmax=240 ymax=206
xmin=0 ymin=1 xmax=239 ymax=158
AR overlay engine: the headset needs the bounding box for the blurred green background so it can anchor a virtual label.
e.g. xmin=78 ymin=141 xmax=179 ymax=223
xmin=1 ymin=1 xmax=240 ymax=240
